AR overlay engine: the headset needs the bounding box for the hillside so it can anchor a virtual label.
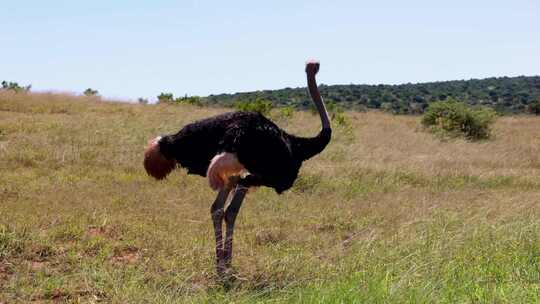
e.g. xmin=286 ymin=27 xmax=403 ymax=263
xmin=1 ymin=91 xmax=539 ymax=303
xmin=203 ymin=75 xmax=540 ymax=114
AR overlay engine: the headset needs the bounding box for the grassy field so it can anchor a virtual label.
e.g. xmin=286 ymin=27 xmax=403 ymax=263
xmin=1 ymin=91 xmax=539 ymax=303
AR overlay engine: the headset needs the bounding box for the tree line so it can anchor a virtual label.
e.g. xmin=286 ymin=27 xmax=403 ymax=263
xmin=199 ymin=75 xmax=540 ymax=114
xmin=3 ymin=75 xmax=539 ymax=115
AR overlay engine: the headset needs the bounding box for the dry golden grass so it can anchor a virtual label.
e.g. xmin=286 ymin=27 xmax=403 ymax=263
xmin=0 ymin=91 xmax=539 ymax=303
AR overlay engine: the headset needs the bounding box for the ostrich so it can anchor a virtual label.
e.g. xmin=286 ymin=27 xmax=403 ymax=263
xmin=143 ymin=60 xmax=331 ymax=277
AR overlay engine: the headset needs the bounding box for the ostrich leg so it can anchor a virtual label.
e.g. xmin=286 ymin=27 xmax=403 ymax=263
xmin=223 ymin=185 xmax=248 ymax=269
xmin=210 ymin=182 xmax=235 ymax=277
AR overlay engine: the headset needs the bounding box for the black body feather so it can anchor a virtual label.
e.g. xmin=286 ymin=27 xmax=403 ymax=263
xmin=159 ymin=111 xmax=331 ymax=194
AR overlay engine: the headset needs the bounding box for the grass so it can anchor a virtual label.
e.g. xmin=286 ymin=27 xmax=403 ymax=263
xmin=0 ymin=91 xmax=539 ymax=303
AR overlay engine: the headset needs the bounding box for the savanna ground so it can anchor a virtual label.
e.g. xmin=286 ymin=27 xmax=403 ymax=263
xmin=0 ymin=91 xmax=539 ymax=303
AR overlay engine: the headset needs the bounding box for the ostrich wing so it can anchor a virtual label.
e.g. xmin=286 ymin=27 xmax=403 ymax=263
xmin=214 ymin=122 xmax=300 ymax=193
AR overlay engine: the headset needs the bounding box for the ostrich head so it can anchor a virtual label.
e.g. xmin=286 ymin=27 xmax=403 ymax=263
xmin=143 ymin=136 xmax=177 ymax=180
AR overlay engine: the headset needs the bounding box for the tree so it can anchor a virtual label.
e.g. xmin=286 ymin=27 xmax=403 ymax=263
xmin=138 ymin=97 xmax=149 ymax=104
xmin=84 ymin=88 xmax=99 ymax=96
xmin=234 ymin=98 xmax=273 ymax=115
xmin=527 ymin=99 xmax=540 ymax=115
xmin=157 ymin=92 xmax=174 ymax=103
xmin=175 ymin=94 xmax=202 ymax=106
xmin=1 ymin=80 xmax=31 ymax=92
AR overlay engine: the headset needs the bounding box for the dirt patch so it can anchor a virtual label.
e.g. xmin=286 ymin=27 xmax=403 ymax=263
xmin=111 ymin=246 xmax=140 ymax=264
xmin=341 ymin=228 xmax=380 ymax=248
xmin=255 ymin=230 xmax=287 ymax=246
xmin=49 ymin=289 xmax=69 ymax=301
xmin=30 ymin=261 xmax=47 ymax=271
xmin=0 ymin=261 xmax=13 ymax=282
xmin=314 ymin=223 xmax=339 ymax=232
xmin=30 ymin=288 xmax=106 ymax=303
xmin=30 ymin=244 xmax=54 ymax=261
xmin=0 ymin=262 xmax=8 ymax=274
xmin=88 ymin=226 xmax=105 ymax=237
xmin=87 ymin=225 xmax=122 ymax=240
xmin=31 ymin=288 xmax=70 ymax=302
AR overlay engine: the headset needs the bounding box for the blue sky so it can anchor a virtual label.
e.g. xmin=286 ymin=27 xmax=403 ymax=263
xmin=1 ymin=0 xmax=539 ymax=101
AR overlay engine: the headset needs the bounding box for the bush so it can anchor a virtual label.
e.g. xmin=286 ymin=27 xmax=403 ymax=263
xmin=175 ymin=95 xmax=201 ymax=106
xmin=1 ymin=80 xmax=31 ymax=93
xmin=157 ymin=93 xmax=202 ymax=105
xmin=84 ymin=88 xmax=99 ymax=96
xmin=324 ymin=101 xmax=350 ymax=127
xmin=157 ymin=92 xmax=174 ymax=103
xmin=279 ymin=105 xmax=295 ymax=119
xmin=421 ymin=98 xmax=497 ymax=140
xmin=137 ymin=97 xmax=148 ymax=104
xmin=234 ymin=98 xmax=273 ymax=115
xmin=333 ymin=112 xmax=350 ymax=127
xmin=526 ymin=99 xmax=540 ymax=115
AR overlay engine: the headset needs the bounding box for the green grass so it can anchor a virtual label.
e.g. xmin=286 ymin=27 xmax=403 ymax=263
xmin=1 ymin=91 xmax=539 ymax=303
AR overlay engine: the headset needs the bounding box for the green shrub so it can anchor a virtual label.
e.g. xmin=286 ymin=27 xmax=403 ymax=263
xmin=157 ymin=92 xmax=174 ymax=103
xmin=1 ymin=80 xmax=31 ymax=93
xmin=279 ymin=105 xmax=295 ymax=119
xmin=421 ymin=98 xmax=497 ymax=140
xmin=175 ymin=95 xmax=201 ymax=106
xmin=234 ymin=98 xmax=273 ymax=115
xmin=326 ymin=101 xmax=351 ymax=127
xmin=84 ymin=88 xmax=99 ymax=96
xmin=333 ymin=112 xmax=350 ymax=127
xmin=157 ymin=93 xmax=202 ymax=105
xmin=527 ymin=99 xmax=540 ymax=115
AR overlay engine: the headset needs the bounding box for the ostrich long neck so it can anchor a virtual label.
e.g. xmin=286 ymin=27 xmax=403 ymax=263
xmin=290 ymin=66 xmax=332 ymax=161
xmin=307 ymin=71 xmax=331 ymax=130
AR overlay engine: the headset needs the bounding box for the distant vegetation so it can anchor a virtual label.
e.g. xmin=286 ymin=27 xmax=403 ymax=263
xmin=231 ymin=97 xmax=351 ymax=127
xmin=4 ymin=75 xmax=540 ymax=115
xmin=157 ymin=92 xmax=201 ymax=105
xmin=527 ymin=99 xmax=540 ymax=115
xmin=1 ymin=80 xmax=31 ymax=93
xmin=202 ymin=75 xmax=540 ymax=114
xmin=233 ymin=98 xmax=273 ymax=115
xmin=137 ymin=97 xmax=149 ymax=104
xmin=83 ymin=88 xmax=99 ymax=96
xmin=421 ymin=98 xmax=497 ymax=140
